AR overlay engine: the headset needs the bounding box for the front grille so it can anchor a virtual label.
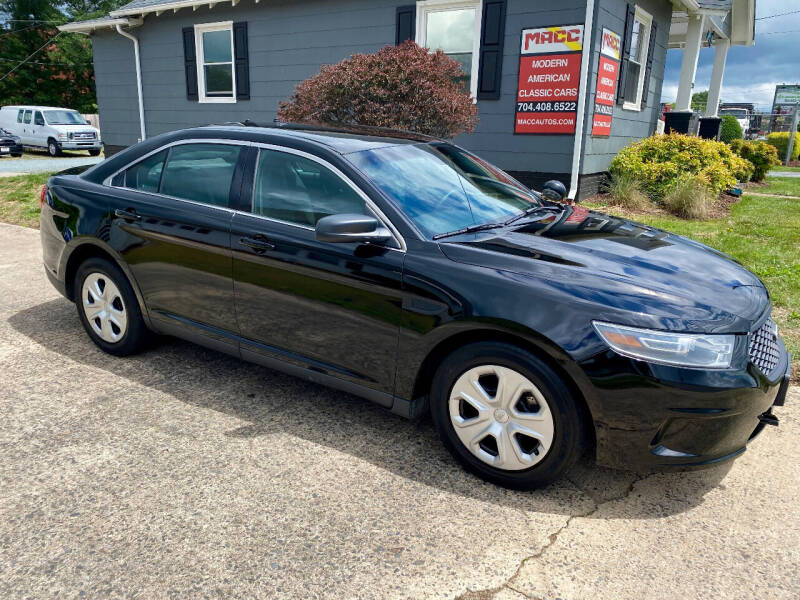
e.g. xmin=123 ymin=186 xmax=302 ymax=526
xmin=749 ymin=318 xmax=780 ymax=374
xmin=70 ymin=132 xmax=96 ymax=140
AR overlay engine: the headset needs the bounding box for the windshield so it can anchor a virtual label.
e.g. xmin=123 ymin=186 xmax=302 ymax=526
xmin=43 ymin=110 xmax=84 ymax=125
xmin=348 ymin=143 xmax=539 ymax=237
xmin=721 ymin=109 xmax=748 ymax=119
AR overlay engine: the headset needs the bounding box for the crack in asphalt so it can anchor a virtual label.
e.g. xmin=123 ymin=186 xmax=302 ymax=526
xmin=456 ymin=473 xmax=653 ymax=600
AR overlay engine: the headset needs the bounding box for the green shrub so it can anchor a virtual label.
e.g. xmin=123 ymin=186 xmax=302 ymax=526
xmin=610 ymin=134 xmax=753 ymax=202
xmin=729 ymin=139 xmax=781 ymax=182
xmin=662 ymin=174 xmax=711 ymax=219
xmin=766 ymin=132 xmax=800 ymax=162
xmin=719 ymin=115 xmax=743 ymax=143
xmin=602 ymin=171 xmax=651 ymax=210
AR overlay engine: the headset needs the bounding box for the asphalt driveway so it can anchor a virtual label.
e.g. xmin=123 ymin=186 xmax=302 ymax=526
xmin=0 ymin=222 xmax=797 ymax=599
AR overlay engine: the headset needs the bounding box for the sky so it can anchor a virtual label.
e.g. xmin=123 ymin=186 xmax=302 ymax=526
xmin=661 ymin=1 xmax=800 ymax=111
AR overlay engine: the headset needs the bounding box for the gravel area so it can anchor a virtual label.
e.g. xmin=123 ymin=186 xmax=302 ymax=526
xmin=0 ymin=155 xmax=102 ymax=175
xmin=0 ymin=222 xmax=797 ymax=599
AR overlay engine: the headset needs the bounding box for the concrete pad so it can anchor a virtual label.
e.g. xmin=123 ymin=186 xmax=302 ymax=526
xmin=0 ymin=223 xmax=797 ymax=599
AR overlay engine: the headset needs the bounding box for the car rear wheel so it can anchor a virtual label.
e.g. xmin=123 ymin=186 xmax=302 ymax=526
xmin=430 ymin=341 xmax=586 ymax=489
xmin=47 ymin=139 xmax=61 ymax=157
xmin=74 ymin=257 xmax=149 ymax=356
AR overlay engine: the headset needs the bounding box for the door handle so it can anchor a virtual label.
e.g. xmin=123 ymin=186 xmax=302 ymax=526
xmin=240 ymin=236 xmax=275 ymax=253
xmin=114 ymin=208 xmax=141 ymax=221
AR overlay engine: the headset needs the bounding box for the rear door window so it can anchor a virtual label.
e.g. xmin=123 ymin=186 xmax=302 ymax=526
xmin=17 ymin=110 xmax=23 ymax=123
xmin=122 ymin=149 xmax=168 ymax=193
xmin=23 ymin=110 xmax=31 ymax=124
xmin=159 ymin=143 xmax=242 ymax=208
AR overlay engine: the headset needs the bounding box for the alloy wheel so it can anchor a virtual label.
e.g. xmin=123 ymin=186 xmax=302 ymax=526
xmin=81 ymin=272 xmax=128 ymax=343
xmin=448 ymin=365 xmax=554 ymax=470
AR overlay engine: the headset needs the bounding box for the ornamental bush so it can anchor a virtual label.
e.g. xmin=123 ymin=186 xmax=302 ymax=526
xmin=609 ymin=134 xmax=753 ymax=202
xmin=729 ymin=139 xmax=781 ymax=182
xmin=719 ymin=114 xmax=743 ymax=143
xmin=277 ymin=41 xmax=478 ymax=138
xmin=766 ymin=132 xmax=800 ymax=162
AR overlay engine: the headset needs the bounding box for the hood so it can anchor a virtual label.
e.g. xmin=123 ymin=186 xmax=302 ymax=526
xmin=50 ymin=123 xmax=100 ymax=134
xmin=438 ymin=206 xmax=768 ymax=327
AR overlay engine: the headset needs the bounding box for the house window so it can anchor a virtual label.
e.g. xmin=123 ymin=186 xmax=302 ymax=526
xmin=416 ymin=0 xmax=482 ymax=99
xmin=622 ymin=6 xmax=652 ymax=110
xmin=194 ymin=21 xmax=236 ymax=103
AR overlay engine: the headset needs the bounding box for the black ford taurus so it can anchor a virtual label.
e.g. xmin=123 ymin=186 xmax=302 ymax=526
xmin=40 ymin=123 xmax=791 ymax=488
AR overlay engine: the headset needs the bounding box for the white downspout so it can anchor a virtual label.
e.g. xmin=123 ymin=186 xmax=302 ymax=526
xmin=116 ymin=24 xmax=146 ymax=141
xmin=567 ymin=0 xmax=596 ymax=201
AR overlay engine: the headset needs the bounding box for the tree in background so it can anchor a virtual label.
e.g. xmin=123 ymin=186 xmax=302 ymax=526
xmin=0 ymin=0 xmax=125 ymax=112
xmin=691 ymin=90 xmax=709 ymax=113
xmin=719 ymin=114 xmax=743 ymax=143
xmin=278 ymin=41 xmax=478 ymax=138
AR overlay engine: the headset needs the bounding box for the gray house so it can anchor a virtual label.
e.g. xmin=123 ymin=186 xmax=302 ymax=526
xmin=61 ymin=0 xmax=755 ymax=199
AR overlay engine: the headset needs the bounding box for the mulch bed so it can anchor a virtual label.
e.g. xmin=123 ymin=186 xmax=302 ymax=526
xmin=582 ymin=192 xmax=741 ymax=220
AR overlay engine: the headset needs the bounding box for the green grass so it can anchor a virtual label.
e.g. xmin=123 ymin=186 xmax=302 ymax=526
xmin=585 ymin=194 xmax=800 ymax=380
xmin=759 ymin=176 xmax=800 ymax=197
xmin=771 ymin=165 xmax=800 ymax=173
xmin=0 ymin=172 xmax=53 ymax=228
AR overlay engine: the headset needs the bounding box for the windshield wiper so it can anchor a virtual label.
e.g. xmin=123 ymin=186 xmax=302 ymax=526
xmin=432 ymin=221 xmax=506 ymax=240
xmin=503 ymin=204 xmax=564 ymax=226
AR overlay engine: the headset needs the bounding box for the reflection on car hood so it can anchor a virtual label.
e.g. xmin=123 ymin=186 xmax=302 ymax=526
xmin=438 ymin=205 xmax=768 ymax=324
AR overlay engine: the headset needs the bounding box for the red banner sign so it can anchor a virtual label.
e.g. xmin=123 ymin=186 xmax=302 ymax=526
xmin=591 ymin=29 xmax=621 ymax=137
xmin=515 ymin=25 xmax=584 ymax=135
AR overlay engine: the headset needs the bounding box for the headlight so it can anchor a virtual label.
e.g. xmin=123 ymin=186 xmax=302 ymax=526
xmin=57 ymin=133 xmax=67 ymax=139
xmin=593 ymin=321 xmax=736 ymax=369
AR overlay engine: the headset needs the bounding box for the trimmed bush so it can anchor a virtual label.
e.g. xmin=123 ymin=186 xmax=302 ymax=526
xmin=766 ymin=132 xmax=800 ymax=162
xmin=602 ymin=171 xmax=651 ymax=210
xmin=729 ymin=139 xmax=781 ymax=182
xmin=609 ymin=134 xmax=753 ymax=201
xmin=719 ymin=115 xmax=743 ymax=143
xmin=662 ymin=174 xmax=711 ymax=219
xmin=277 ymin=41 xmax=478 ymax=138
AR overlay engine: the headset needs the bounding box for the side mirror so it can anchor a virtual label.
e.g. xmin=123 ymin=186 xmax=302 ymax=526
xmin=85 ymin=120 xmax=91 ymax=125
xmin=541 ymin=180 xmax=567 ymax=202
xmin=315 ymin=213 xmax=392 ymax=245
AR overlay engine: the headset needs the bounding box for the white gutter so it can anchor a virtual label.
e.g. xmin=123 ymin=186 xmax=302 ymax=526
xmin=567 ymin=0 xmax=595 ymax=201
xmin=58 ymin=18 xmax=135 ymax=33
xmin=116 ymin=24 xmax=146 ymax=141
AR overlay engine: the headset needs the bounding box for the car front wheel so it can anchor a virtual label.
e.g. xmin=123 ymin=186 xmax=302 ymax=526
xmin=74 ymin=257 xmax=149 ymax=356
xmin=430 ymin=341 xmax=586 ymax=489
xmin=48 ymin=139 xmax=62 ymax=157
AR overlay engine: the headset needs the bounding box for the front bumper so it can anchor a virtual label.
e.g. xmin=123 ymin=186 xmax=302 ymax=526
xmin=578 ymin=336 xmax=790 ymax=471
xmin=0 ymin=141 xmax=23 ymax=156
xmin=59 ymin=140 xmax=102 ymax=150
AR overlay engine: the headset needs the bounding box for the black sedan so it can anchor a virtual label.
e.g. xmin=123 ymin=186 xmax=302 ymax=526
xmin=39 ymin=124 xmax=790 ymax=488
xmin=0 ymin=128 xmax=23 ymax=157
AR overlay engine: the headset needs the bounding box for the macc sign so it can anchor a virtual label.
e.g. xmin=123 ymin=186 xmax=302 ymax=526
xmin=520 ymin=25 xmax=584 ymax=55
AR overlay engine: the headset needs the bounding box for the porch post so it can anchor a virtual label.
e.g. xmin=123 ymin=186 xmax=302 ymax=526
xmin=674 ymin=13 xmax=706 ymax=112
xmin=704 ymin=38 xmax=730 ymax=116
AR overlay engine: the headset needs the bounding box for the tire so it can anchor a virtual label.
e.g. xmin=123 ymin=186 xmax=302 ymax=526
xmin=47 ymin=139 xmax=62 ymax=157
xmin=430 ymin=341 xmax=586 ymax=489
xmin=74 ymin=257 xmax=149 ymax=356
xmin=88 ymin=149 xmax=101 ymax=156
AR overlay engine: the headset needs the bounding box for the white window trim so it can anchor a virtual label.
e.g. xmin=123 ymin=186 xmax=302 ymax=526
xmin=194 ymin=21 xmax=236 ymax=104
xmin=415 ymin=0 xmax=482 ymax=101
xmin=622 ymin=6 xmax=652 ymax=111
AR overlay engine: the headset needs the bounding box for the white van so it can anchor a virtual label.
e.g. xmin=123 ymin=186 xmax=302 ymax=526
xmin=0 ymin=106 xmax=102 ymax=157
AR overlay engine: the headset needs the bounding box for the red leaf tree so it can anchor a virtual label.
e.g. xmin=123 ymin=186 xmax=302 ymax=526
xmin=278 ymin=41 xmax=478 ymax=138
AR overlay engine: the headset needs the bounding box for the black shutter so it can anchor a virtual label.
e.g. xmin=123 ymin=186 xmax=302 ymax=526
xmin=396 ymin=5 xmax=416 ymax=45
xmin=477 ymin=0 xmax=506 ymax=100
xmin=617 ymin=4 xmax=635 ymax=106
xmin=233 ymin=22 xmax=250 ymax=100
xmin=640 ymin=21 xmax=657 ymax=109
xmin=182 ymin=27 xmax=198 ymax=101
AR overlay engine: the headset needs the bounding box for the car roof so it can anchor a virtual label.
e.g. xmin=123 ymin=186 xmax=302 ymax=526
xmin=1 ymin=106 xmax=80 ymax=111
xmin=196 ymin=121 xmax=439 ymax=154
